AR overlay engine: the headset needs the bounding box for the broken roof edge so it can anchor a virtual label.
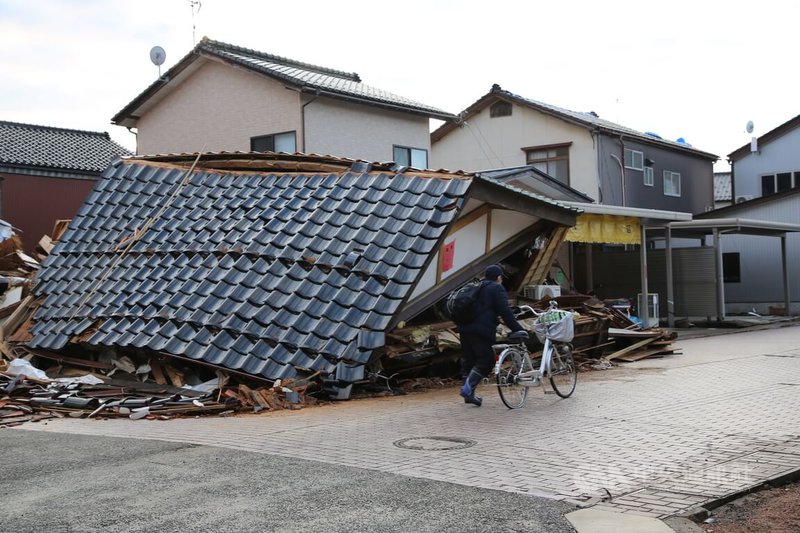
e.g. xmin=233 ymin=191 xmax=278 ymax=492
xmin=122 ymin=150 xmax=477 ymax=178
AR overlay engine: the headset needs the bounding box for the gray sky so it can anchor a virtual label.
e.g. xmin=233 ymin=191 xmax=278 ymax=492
xmin=1 ymin=0 xmax=796 ymax=171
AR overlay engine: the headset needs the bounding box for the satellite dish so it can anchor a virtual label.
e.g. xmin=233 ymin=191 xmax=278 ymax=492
xmin=746 ymin=120 xmax=754 ymax=134
xmin=149 ymin=46 xmax=166 ymax=66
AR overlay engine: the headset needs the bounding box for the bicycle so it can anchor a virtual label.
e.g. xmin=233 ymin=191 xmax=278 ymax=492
xmin=493 ymin=302 xmax=578 ymax=409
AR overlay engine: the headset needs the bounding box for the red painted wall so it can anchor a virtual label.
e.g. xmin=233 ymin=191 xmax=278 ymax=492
xmin=1 ymin=172 xmax=97 ymax=254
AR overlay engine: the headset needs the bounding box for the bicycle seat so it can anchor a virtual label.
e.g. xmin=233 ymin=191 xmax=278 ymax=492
xmin=508 ymin=330 xmax=529 ymax=341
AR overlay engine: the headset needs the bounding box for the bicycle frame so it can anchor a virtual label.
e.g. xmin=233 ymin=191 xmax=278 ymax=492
xmin=493 ymin=336 xmax=555 ymax=388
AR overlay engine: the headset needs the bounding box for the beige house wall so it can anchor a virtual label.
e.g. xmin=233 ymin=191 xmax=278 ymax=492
xmin=431 ymin=104 xmax=600 ymax=200
xmin=135 ymin=59 xmax=302 ymax=155
xmin=304 ymin=97 xmax=431 ymax=162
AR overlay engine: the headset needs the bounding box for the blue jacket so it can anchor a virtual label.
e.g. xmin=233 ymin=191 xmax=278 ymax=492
xmin=455 ymin=280 xmax=524 ymax=340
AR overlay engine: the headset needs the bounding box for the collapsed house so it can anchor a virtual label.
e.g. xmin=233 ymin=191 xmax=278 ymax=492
xmin=21 ymin=152 xmax=579 ymax=399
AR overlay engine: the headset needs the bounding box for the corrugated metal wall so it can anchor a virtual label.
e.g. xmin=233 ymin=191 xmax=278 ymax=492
xmin=575 ymin=246 xmax=717 ymax=319
xmin=1 ymin=172 xmax=96 ymax=253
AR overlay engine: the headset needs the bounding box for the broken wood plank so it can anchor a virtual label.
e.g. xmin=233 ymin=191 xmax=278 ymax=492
xmin=38 ymin=235 xmax=54 ymax=255
xmin=608 ymin=328 xmax=662 ymax=338
xmin=25 ymin=349 xmax=114 ymax=370
xmin=148 ymin=358 xmax=168 ymax=385
xmin=614 ymin=347 xmax=673 ymax=362
xmin=605 ymin=337 xmax=658 ymax=361
xmin=0 ymin=295 xmax=35 ymax=341
xmin=51 ymin=219 xmax=71 ymax=242
xmin=164 ymin=365 xmax=185 ymax=388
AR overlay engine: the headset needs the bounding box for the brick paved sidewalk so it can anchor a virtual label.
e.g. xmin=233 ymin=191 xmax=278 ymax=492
xmin=16 ymin=326 xmax=800 ymax=519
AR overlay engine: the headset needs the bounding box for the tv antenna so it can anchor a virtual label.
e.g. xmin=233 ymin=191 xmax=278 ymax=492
xmin=149 ymin=45 xmax=166 ymax=77
xmin=189 ymin=0 xmax=202 ymax=45
xmin=746 ymin=120 xmax=758 ymax=153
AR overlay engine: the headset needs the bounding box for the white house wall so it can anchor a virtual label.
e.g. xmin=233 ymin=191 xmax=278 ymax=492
xmin=431 ymin=105 xmax=599 ymax=200
xmin=135 ymin=60 xmax=302 ymax=155
xmin=490 ymin=210 xmax=533 ymax=248
xmin=733 ymin=128 xmax=800 ymax=199
xmin=304 ymin=98 xmax=431 ymax=162
xmin=409 ymin=208 xmax=540 ymax=299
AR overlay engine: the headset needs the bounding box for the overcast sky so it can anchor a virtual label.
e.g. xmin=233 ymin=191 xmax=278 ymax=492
xmin=1 ymin=0 xmax=796 ymax=171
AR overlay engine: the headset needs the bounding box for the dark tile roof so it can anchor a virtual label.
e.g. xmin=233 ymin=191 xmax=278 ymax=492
xmin=30 ymin=152 xmax=473 ymax=388
xmin=113 ymin=38 xmax=455 ymax=126
xmin=0 ymin=120 xmax=132 ymax=174
xmin=432 ymin=85 xmax=718 ymax=161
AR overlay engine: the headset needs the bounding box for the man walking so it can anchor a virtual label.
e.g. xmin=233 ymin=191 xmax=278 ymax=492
xmin=456 ymin=264 xmax=527 ymax=406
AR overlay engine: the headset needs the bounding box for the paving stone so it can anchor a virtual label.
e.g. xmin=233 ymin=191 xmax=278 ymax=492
xmin=14 ymin=325 xmax=800 ymax=519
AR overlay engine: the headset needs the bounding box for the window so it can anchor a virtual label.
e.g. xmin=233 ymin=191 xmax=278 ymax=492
xmin=722 ymin=253 xmax=741 ymax=283
xmin=644 ymin=166 xmax=654 ymax=187
xmin=761 ymin=171 xmax=800 ymax=195
xmin=490 ymin=101 xmax=512 ymax=118
xmin=523 ymin=142 xmax=571 ymax=184
xmin=393 ymin=145 xmax=428 ymax=168
xmin=251 ymin=131 xmax=296 ymax=153
xmin=624 ymin=149 xmax=644 ymax=170
xmin=663 ymin=170 xmax=681 ymax=197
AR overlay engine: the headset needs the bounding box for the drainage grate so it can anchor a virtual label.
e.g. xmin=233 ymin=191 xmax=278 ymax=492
xmin=393 ymin=436 xmax=476 ymax=451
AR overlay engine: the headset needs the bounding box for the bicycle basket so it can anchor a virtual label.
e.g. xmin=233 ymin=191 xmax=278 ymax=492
xmin=533 ymin=310 xmax=574 ymax=343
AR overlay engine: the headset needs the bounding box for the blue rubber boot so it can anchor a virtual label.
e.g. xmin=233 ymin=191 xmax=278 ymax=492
xmin=460 ymin=370 xmax=483 ymax=406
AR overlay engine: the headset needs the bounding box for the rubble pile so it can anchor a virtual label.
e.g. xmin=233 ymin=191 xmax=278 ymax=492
xmin=382 ymin=293 xmax=680 ymax=373
xmin=0 ymin=353 xmax=322 ymax=427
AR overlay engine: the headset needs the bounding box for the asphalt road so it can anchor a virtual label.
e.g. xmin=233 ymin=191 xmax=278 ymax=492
xmin=1 ymin=429 xmax=577 ymax=533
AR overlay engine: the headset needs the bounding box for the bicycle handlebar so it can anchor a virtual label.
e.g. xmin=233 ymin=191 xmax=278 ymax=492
xmin=514 ymin=300 xmax=559 ymax=318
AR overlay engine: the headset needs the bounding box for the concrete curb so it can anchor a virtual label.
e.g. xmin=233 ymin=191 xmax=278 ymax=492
xmin=676 ymin=466 xmax=800 ymax=523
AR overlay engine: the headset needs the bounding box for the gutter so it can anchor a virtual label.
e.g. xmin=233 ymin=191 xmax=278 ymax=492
xmin=299 ymin=88 xmax=321 ymax=152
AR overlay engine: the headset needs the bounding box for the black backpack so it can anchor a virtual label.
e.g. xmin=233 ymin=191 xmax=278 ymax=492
xmin=446 ymin=280 xmax=487 ymax=325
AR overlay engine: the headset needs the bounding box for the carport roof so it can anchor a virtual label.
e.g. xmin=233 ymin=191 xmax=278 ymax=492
xmin=662 ymin=217 xmax=800 ymax=238
xmin=558 ymin=201 xmax=692 ymax=225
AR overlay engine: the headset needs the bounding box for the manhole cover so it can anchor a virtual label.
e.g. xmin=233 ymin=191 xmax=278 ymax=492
xmin=393 ymin=436 xmax=476 ymax=451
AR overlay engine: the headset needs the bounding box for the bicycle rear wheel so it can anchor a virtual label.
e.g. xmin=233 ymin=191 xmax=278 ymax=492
xmin=548 ymin=343 xmax=577 ymax=398
xmin=496 ymin=348 xmax=532 ymax=409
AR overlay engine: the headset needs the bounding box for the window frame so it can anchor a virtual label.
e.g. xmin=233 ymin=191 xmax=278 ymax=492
xmin=643 ymin=166 xmax=654 ymax=187
xmin=522 ymin=142 xmax=571 ymax=184
xmin=761 ymin=172 xmax=799 ymax=196
xmin=489 ymin=101 xmax=512 ymax=118
xmin=624 ymin=149 xmax=644 ymax=171
xmin=393 ymin=145 xmax=428 ymax=169
xmin=663 ymin=170 xmax=681 ymax=197
xmin=250 ymin=130 xmax=297 ymax=153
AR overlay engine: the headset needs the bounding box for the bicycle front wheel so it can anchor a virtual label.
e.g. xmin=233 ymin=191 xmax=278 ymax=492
xmin=548 ymin=343 xmax=577 ymax=398
xmin=496 ymin=348 xmax=532 ymax=409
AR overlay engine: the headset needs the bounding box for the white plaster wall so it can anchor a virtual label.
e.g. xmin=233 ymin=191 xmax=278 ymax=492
xmin=135 ymin=59 xmax=302 ymax=155
xmin=304 ymin=98 xmax=431 ymax=162
xmin=410 ymin=213 xmax=488 ymax=299
xmin=431 ymin=104 xmax=599 ymax=200
xmin=409 ymin=208 xmax=540 ymax=298
xmin=490 ymin=210 xmax=536 ymax=248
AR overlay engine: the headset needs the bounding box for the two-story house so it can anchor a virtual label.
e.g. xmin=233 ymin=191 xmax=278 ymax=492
xmin=431 ymin=85 xmax=720 ymax=322
xmin=111 ymin=37 xmax=455 ymax=164
xmin=0 ymin=120 xmax=131 ymax=253
xmin=431 ymin=84 xmax=718 ymax=214
xmin=695 ymin=113 xmax=800 ymax=316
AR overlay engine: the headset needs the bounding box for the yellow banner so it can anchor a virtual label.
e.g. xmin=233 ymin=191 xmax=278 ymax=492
xmin=565 ymin=214 xmax=641 ymax=244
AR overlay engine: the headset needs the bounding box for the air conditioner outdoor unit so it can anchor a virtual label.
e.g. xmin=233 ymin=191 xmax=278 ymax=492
xmin=736 ymin=195 xmax=754 ymax=203
xmin=524 ymin=285 xmax=562 ymax=300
